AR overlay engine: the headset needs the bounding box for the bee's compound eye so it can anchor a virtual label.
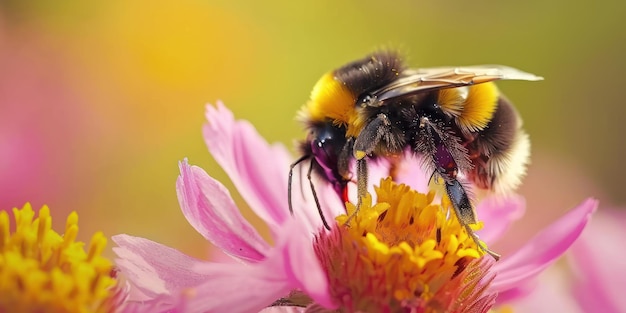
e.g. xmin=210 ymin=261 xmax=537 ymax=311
xmin=310 ymin=123 xmax=347 ymax=174
xmin=310 ymin=136 xmax=334 ymax=171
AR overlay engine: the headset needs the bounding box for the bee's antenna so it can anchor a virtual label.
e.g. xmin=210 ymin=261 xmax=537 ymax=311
xmin=307 ymin=158 xmax=331 ymax=230
xmin=288 ymin=154 xmax=331 ymax=230
xmin=288 ymin=154 xmax=310 ymax=216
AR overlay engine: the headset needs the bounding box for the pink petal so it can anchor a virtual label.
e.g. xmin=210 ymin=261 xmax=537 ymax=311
xmin=204 ymin=102 xmax=343 ymax=234
xmin=391 ymin=152 xmax=430 ymax=193
xmin=490 ymin=198 xmax=598 ymax=295
xmin=476 ymin=194 xmax=526 ymax=244
xmin=569 ymin=209 xmax=626 ymax=313
xmin=184 ymin=263 xmax=292 ymax=313
xmin=186 ymin=219 xmax=334 ymax=312
xmin=121 ymin=293 xmax=191 ymax=313
xmin=123 ymin=260 xmax=293 ymax=313
xmin=203 ymin=102 xmax=293 ymax=228
xmin=177 ymin=159 xmax=269 ymax=262
xmin=260 ymin=307 xmax=306 ymax=313
xmin=504 ymin=266 xmax=584 ymax=313
xmin=112 ymin=234 xmax=214 ymax=298
xmin=278 ymin=221 xmax=334 ymax=308
xmin=114 ymin=224 xmax=329 ymax=313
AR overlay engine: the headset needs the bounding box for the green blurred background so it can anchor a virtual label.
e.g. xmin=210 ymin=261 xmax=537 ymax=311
xmin=1 ymin=0 xmax=623 ymax=258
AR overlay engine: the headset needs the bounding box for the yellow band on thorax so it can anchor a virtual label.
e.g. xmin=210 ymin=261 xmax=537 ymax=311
xmin=302 ymin=72 xmax=363 ymax=136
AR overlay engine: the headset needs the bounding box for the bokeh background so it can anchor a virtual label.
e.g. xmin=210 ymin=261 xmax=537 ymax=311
xmin=1 ymin=0 xmax=623 ymax=259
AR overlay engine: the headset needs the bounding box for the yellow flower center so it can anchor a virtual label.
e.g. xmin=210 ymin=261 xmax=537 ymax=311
xmin=315 ymin=178 xmax=496 ymax=313
xmin=0 ymin=203 xmax=121 ymax=313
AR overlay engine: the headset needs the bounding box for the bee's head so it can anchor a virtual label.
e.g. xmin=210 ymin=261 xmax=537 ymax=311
xmin=307 ymin=121 xmax=348 ymax=180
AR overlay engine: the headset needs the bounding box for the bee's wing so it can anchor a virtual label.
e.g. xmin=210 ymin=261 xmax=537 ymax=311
xmin=371 ymin=65 xmax=543 ymax=103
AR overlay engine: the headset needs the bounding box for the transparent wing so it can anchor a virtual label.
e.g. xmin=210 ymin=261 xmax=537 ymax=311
xmin=370 ymin=65 xmax=543 ymax=104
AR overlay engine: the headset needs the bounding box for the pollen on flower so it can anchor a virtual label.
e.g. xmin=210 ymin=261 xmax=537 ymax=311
xmin=315 ymin=178 xmax=497 ymax=313
xmin=0 ymin=203 xmax=122 ymax=313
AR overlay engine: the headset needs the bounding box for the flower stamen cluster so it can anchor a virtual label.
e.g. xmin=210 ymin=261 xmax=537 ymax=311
xmin=314 ymin=178 xmax=496 ymax=313
xmin=0 ymin=203 xmax=121 ymax=313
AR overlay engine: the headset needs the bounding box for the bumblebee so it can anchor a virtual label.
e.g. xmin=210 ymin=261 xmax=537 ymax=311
xmin=288 ymin=51 xmax=542 ymax=258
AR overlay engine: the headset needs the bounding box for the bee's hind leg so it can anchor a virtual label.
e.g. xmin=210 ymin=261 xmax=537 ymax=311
xmin=445 ymin=179 xmax=500 ymax=260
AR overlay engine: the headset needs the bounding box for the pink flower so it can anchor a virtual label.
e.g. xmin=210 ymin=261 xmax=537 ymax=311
xmin=0 ymin=203 xmax=126 ymax=312
xmin=113 ymin=102 xmax=340 ymax=312
xmin=392 ymin=154 xmax=599 ymax=305
xmin=569 ymin=208 xmax=625 ymax=312
xmin=506 ymin=208 xmax=625 ymax=312
xmin=113 ymin=102 xmax=597 ymax=312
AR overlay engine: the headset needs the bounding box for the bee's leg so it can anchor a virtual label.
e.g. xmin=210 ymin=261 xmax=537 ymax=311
xmin=445 ymin=179 xmax=500 ymax=260
xmin=445 ymin=179 xmax=477 ymax=225
xmin=352 ymin=114 xmax=391 ymax=205
xmin=346 ymin=113 xmax=392 ymax=224
xmin=421 ymin=119 xmax=500 ymax=259
xmin=356 ymin=157 xmax=368 ymax=208
xmin=347 ymin=113 xmax=399 ymax=224
xmin=421 ymin=121 xmax=468 ymax=221
xmin=353 ymin=113 xmax=391 ymax=159
xmin=344 ymin=158 xmax=367 ymax=226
